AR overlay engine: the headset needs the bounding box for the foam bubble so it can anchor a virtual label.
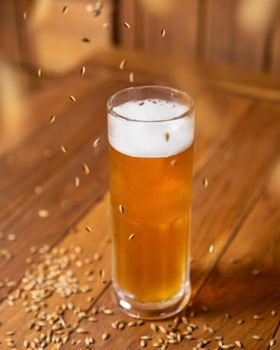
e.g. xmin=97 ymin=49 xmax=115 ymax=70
xmin=108 ymin=99 xmax=194 ymax=158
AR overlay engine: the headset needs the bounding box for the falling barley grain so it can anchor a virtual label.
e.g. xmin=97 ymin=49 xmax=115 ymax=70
xmin=62 ymin=6 xmax=68 ymax=14
xmin=164 ymin=132 xmax=169 ymax=141
xmin=37 ymin=68 xmax=42 ymax=77
xmin=69 ymin=95 xmax=76 ymax=102
xmin=103 ymin=22 xmax=110 ymax=30
xmin=75 ymin=176 xmax=80 ymax=187
xmin=161 ymin=28 xmax=166 ymax=37
xmin=93 ymin=138 xmax=100 ymax=148
xmin=124 ymin=22 xmax=131 ymax=29
xmin=94 ymin=253 xmax=101 ymax=261
xmin=82 ymin=163 xmax=90 ymax=174
xmin=209 ymin=244 xmax=214 ymax=253
xmin=81 ymin=65 xmax=86 ymax=76
xmin=38 ymin=209 xmax=49 ymax=218
xmin=85 ymin=226 xmax=92 ymax=233
xmin=50 ymin=115 xmax=56 ymax=124
xmin=82 ymin=37 xmax=91 ymax=43
xmin=119 ymin=204 xmax=125 ymax=214
xmin=7 ymin=234 xmax=16 ymax=241
xmin=129 ymin=233 xmax=135 ymax=240
xmin=61 ymin=145 xmax=68 ymax=153
xmin=203 ymin=178 xmax=208 ymax=188
xmin=23 ymin=11 xmax=27 ymax=20
xmin=119 ymin=59 xmax=127 ymax=70
xmin=269 ymin=339 xmax=276 ymax=347
xmin=129 ymin=72 xmax=134 ymax=82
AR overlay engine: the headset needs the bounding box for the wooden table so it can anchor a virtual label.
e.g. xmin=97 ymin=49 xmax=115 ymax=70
xmin=0 ymin=48 xmax=279 ymax=350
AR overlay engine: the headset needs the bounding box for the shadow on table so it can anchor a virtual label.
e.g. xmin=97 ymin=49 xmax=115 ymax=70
xmin=188 ymin=265 xmax=279 ymax=318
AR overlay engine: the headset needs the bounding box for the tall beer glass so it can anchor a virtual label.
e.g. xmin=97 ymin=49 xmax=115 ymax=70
xmin=107 ymin=86 xmax=194 ymax=319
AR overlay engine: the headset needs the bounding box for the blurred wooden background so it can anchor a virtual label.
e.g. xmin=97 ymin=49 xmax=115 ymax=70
xmin=0 ymin=0 xmax=279 ymax=74
xmin=117 ymin=0 xmax=280 ymax=72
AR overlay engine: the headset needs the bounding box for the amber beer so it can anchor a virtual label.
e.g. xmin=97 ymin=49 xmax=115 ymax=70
xmin=107 ymin=86 xmax=194 ymax=319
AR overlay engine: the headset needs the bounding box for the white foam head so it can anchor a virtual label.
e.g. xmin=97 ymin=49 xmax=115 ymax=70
xmin=108 ymin=99 xmax=194 ymax=158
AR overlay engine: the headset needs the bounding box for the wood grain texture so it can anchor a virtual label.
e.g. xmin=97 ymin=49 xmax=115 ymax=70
xmin=0 ymin=73 xmax=114 ymax=220
xmin=89 ymin=48 xmax=280 ymax=101
xmin=0 ymin=50 xmax=279 ymax=349
xmin=0 ymin=79 xmax=128 ymax=299
xmin=0 ymin=196 xmax=112 ymax=348
xmin=188 ymin=161 xmax=280 ymax=350
xmin=0 ymin=89 xmax=250 ymax=302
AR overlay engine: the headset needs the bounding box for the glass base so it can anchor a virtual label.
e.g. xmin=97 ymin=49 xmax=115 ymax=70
xmin=112 ymin=283 xmax=191 ymax=320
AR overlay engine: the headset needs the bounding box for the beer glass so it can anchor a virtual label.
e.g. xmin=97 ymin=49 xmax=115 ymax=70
xmin=107 ymin=86 xmax=194 ymax=319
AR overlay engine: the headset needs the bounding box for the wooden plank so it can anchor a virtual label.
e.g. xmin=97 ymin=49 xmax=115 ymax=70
xmin=205 ymin=0 xmax=271 ymax=70
xmin=193 ymin=91 xmax=253 ymax=172
xmin=178 ymin=160 xmax=280 ymax=350
xmin=191 ymin=102 xmax=280 ymax=289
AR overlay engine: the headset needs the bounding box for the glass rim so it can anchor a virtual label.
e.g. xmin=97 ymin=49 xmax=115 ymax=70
xmin=107 ymin=85 xmax=194 ymax=123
